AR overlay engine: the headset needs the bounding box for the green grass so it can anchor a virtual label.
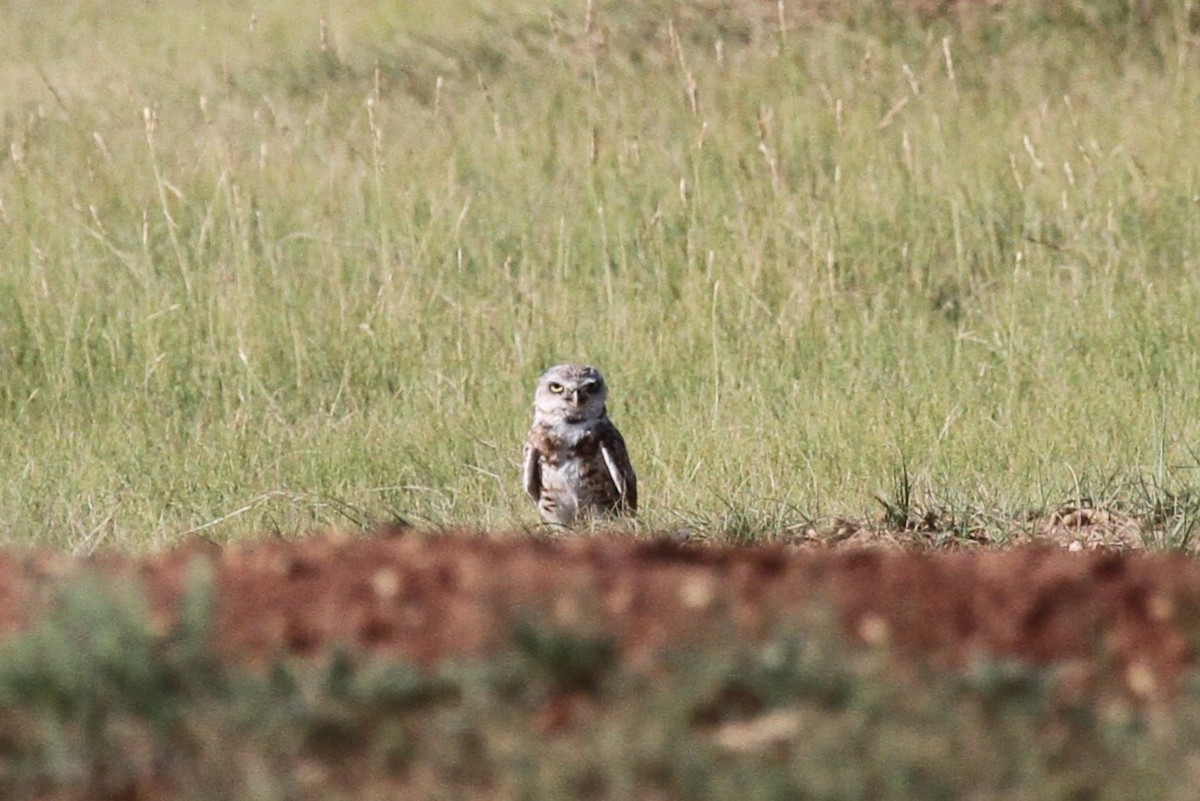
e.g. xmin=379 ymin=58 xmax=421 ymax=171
xmin=3 ymin=0 xmax=1200 ymax=546
xmin=0 ymin=564 xmax=1196 ymax=800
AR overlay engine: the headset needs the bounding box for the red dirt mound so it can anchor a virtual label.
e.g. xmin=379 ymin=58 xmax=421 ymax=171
xmin=3 ymin=531 xmax=1198 ymax=698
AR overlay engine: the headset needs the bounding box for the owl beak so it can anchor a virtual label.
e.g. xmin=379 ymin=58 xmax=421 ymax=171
xmin=569 ymin=389 xmax=582 ymax=406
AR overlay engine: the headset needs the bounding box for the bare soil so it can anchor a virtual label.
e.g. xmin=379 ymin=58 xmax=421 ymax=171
xmin=1 ymin=528 xmax=1197 ymax=700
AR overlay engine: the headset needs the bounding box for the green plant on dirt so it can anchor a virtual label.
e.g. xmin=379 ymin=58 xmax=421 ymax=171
xmin=876 ymin=459 xmax=918 ymax=532
xmin=0 ymin=563 xmax=220 ymax=796
xmin=512 ymin=617 xmax=617 ymax=693
xmin=3 ymin=0 xmax=1200 ymax=545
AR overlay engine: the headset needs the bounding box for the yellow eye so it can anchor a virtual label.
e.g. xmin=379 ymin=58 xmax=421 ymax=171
xmin=548 ymin=382 xmax=564 ymax=394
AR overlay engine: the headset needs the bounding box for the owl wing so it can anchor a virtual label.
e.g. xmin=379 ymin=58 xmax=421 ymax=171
xmin=599 ymin=424 xmax=638 ymax=513
xmin=522 ymin=441 xmax=542 ymax=503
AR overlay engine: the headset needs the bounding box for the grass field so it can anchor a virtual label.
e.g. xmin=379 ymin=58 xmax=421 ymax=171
xmin=3 ymin=0 xmax=1200 ymax=547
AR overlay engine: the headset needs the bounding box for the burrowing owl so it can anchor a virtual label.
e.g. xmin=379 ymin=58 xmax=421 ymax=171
xmin=522 ymin=364 xmax=638 ymax=527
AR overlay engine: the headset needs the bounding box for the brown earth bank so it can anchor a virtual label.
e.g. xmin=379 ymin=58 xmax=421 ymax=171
xmin=2 ymin=529 xmax=1199 ymax=698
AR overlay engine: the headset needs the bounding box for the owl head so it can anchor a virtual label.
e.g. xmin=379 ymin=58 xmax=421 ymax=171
xmin=532 ymin=364 xmax=609 ymax=424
